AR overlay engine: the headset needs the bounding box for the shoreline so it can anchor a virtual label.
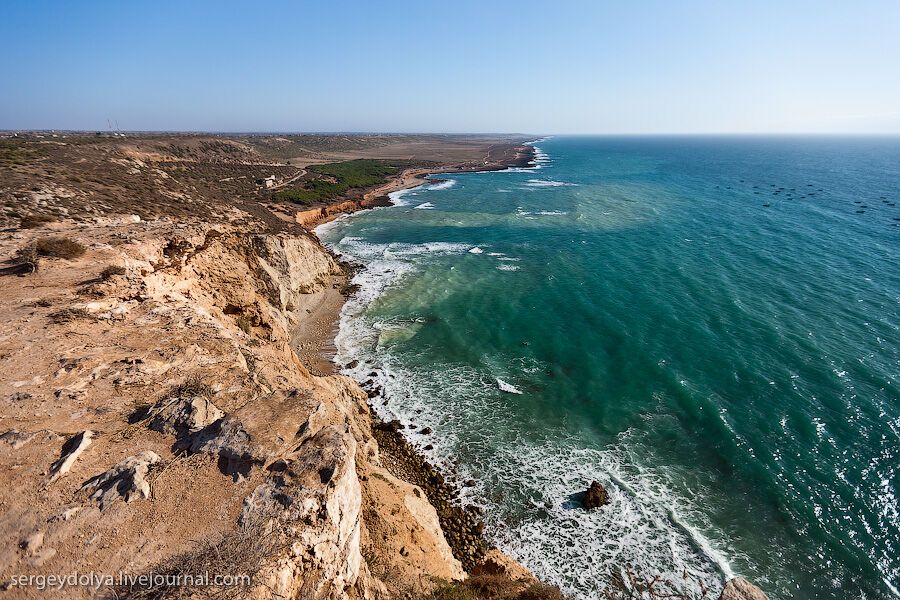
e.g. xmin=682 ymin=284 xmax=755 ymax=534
xmin=306 ymin=138 xmax=768 ymax=600
xmin=292 ymin=143 xmax=537 ymax=375
xmin=295 ymin=143 xmax=537 ymax=229
xmin=302 ymin=143 xmax=541 ymax=571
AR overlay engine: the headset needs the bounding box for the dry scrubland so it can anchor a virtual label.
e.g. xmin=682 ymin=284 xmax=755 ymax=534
xmin=0 ymin=134 xmax=531 ymax=230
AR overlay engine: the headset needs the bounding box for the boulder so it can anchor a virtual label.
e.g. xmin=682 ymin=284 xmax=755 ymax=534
xmin=582 ymin=480 xmax=609 ymax=510
xmin=472 ymin=548 xmax=537 ymax=583
xmin=149 ymin=395 xmax=224 ymax=435
xmin=49 ymin=430 xmax=93 ymax=482
xmin=719 ymin=577 xmax=768 ymax=600
xmin=187 ymin=417 xmax=261 ymax=481
xmin=80 ymin=451 xmax=161 ymax=510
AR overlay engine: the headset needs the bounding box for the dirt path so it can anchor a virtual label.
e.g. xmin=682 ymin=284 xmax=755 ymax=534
xmin=270 ymin=167 xmax=306 ymax=190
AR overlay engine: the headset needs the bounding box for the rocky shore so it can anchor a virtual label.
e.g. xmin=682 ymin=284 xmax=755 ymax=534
xmin=304 ymin=142 xmax=771 ymax=600
xmin=371 ymin=419 xmax=489 ymax=571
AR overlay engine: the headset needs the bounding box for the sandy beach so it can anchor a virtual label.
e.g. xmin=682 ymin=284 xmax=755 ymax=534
xmin=292 ymin=144 xmax=537 ymax=374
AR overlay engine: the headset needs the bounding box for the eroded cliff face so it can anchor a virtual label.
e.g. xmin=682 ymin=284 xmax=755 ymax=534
xmin=0 ymin=217 xmax=472 ymax=598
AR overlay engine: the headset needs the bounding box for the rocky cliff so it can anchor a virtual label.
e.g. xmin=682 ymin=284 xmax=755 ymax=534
xmin=0 ymin=217 xmax=495 ymax=598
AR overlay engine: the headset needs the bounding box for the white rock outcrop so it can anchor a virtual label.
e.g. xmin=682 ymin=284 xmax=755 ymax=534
xmin=48 ymin=430 xmax=93 ymax=482
xmin=80 ymin=451 xmax=161 ymax=510
xmin=149 ymin=395 xmax=224 ymax=435
xmin=240 ymin=424 xmax=368 ymax=599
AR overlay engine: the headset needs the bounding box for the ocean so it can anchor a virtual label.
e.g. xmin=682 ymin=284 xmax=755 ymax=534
xmin=316 ymin=136 xmax=900 ymax=599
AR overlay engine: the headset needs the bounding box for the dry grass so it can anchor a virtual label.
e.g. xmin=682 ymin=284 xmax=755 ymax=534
xmin=99 ymin=264 xmax=127 ymax=280
xmin=19 ymin=214 xmax=56 ymax=229
xmin=518 ymin=584 xmax=567 ymax=600
xmin=108 ymin=520 xmax=275 ymax=599
xmin=168 ymin=376 xmax=215 ymax=400
xmin=48 ymin=307 xmax=93 ymax=324
xmin=422 ymin=576 xmax=566 ymax=600
xmin=8 ymin=237 xmax=85 ymax=275
xmin=33 ymin=236 xmax=86 ymax=259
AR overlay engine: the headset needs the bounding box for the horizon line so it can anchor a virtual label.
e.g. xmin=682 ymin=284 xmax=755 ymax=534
xmin=3 ymin=129 xmax=900 ymax=137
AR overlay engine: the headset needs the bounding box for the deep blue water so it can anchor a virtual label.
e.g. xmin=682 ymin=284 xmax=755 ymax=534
xmin=318 ymin=136 xmax=900 ymax=599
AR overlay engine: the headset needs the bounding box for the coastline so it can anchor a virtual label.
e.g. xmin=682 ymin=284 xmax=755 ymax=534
xmin=0 ymin=131 xmax=779 ymax=598
xmin=301 ymin=143 xmax=540 ymax=571
xmin=296 ymin=144 xmax=537 ymax=229
xmin=304 ymin=138 xmax=762 ymax=600
xmin=291 ymin=143 xmax=537 ymax=376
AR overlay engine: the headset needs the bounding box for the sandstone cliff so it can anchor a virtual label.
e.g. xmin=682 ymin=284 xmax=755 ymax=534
xmin=0 ymin=217 xmax=486 ymax=598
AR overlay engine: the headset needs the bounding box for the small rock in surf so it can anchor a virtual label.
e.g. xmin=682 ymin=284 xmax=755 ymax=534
xmin=582 ymin=480 xmax=610 ymax=510
xmin=496 ymin=379 xmax=523 ymax=394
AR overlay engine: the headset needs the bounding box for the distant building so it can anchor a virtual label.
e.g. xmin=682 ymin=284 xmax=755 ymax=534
xmin=256 ymin=175 xmax=277 ymax=188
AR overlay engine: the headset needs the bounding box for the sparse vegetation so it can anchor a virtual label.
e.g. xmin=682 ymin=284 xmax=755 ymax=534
xmin=168 ymin=376 xmax=214 ymax=400
xmin=12 ymin=245 xmax=39 ymax=273
xmin=110 ymin=520 xmax=274 ymax=599
xmin=99 ymin=264 xmax=127 ymax=280
xmin=30 ymin=236 xmax=86 ymax=259
xmin=235 ymin=314 xmax=252 ymax=334
xmin=19 ymin=214 xmax=56 ymax=229
xmin=421 ymin=576 xmax=566 ymax=600
xmin=519 ymin=584 xmax=567 ymax=600
xmin=0 ymin=139 xmax=42 ymax=163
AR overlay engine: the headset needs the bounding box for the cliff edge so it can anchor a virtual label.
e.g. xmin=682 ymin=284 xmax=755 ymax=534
xmin=0 ymin=217 xmax=522 ymax=598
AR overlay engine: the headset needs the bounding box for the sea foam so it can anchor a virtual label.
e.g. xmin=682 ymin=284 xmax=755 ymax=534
xmin=524 ymin=179 xmax=577 ymax=187
xmin=428 ymin=179 xmax=457 ymax=191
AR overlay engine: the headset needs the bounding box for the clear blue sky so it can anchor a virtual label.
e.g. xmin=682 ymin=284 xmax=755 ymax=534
xmin=2 ymin=1 xmax=899 ymax=134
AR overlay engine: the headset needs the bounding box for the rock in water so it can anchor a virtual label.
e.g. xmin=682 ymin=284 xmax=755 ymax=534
xmin=582 ymin=480 xmax=609 ymax=509
xmin=719 ymin=577 xmax=769 ymax=600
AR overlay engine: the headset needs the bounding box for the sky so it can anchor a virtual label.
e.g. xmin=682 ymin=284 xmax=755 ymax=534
xmin=2 ymin=1 xmax=899 ymax=134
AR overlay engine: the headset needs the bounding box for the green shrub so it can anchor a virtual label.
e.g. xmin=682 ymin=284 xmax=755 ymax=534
xmin=274 ymin=159 xmax=402 ymax=205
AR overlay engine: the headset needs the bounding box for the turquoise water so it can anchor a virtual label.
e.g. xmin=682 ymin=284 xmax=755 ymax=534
xmin=317 ymin=136 xmax=900 ymax=599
